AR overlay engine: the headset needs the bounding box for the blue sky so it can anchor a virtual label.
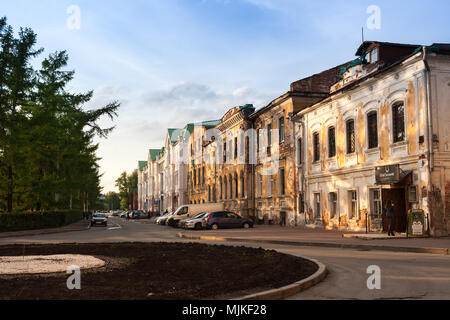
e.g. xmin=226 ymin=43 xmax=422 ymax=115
xmin=2 ymin=0 xmax=450 ymax=192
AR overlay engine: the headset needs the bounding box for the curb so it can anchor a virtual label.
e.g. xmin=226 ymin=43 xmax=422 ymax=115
xmin=177 ymin=233 xmax=450 ymax=256
xmin=232 ymin=256 xmax=327 ymax=300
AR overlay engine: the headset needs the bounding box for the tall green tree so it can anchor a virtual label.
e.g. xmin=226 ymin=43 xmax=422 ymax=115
xmin=115 ymin=170 xmax=138 ymax=210
xmin=0 ymin=17 xmax=120 ymax=213
xmin=104 ymin=192 xmax=120 ymax=211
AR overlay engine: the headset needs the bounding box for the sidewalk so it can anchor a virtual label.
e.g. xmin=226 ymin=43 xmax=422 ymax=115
xmin=178 ymin=225 xmax=450 ymax=255
xmin=0 ymin=219 xmax=90 ymax=239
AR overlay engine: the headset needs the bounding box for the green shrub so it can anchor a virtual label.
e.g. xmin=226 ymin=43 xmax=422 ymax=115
xmin=0 ymin=211 xmax=83 ymax=233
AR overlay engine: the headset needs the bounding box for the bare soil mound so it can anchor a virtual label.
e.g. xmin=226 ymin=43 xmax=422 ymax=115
xmin=0 ymin=242 xmax=318 ymax=300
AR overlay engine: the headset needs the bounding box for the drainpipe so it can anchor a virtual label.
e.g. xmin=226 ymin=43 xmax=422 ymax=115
xmin=422 ymin=46 xmax=434 ymax=234
xmin=289 ymin=112 xmax=304 ymax=227
xmin=423 ymin=46 xmax=434 ymax=172
xmin=250 ymin=119 xmax=256 ymax=220
xmin=301 ymin=117 xmax=307 ymax=225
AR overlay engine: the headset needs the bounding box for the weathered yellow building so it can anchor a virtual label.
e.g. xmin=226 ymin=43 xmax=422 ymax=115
xmin=250 ymin=65 xmax=345 ymax=225
xmin=294 ymin=42 xmax=450 ymax=236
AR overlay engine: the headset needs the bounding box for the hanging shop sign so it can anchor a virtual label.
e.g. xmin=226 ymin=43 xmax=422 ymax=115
xmin=375 ymin=164 xmax=400 ymax=185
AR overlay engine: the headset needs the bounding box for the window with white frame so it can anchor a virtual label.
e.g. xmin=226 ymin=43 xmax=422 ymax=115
xmin=257 ymin=174 xmax=263 ymax=197
xmin=329 ymin=192 xmax=338 ymax=218
xmin=328 ymin=127 xmax=336 ymax=158
xmin=268 ymin=175 xmax=273 ymax=196
xmin=314 ymin=193 xmax=321 ymax=219
xmin=370 ymin=189 xmax=382 ymax=219
xmin=346 ymin=119 xmax=356 ymax=154
xmin=279 ymin=117 xmax=285 ymax=143
xmin=349 ymin=190 xmax=358 ymax=219
xmin=313 ymin=132 xmax=320 ymax=162
xmin=392 ymin=102 xmax=405 ymax=143
xmin=367 ymin=111 xmax=378 ymax=149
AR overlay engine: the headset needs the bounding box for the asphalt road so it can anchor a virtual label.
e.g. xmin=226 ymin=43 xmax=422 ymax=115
xmin=1 ymin=217 xmax=450 ymax=300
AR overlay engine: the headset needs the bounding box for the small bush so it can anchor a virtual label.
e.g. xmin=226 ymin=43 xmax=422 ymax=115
xmin=0 ymin=211 xmax=83 ymax=233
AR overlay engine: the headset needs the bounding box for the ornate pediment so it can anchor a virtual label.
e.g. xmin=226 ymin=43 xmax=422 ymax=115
xmin=222 ymin=106 xmax=241 ymax=122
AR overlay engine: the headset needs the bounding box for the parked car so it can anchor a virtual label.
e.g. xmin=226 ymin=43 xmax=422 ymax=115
xmin=132 ymin=210 xmax=143 ymax=219
xmin=156 ymin=212 xmax=173 ymax=225
xmin=179 ymin=212 xmax=209 ymax=230
xmin=204 ymin=211 xmax=253 ymax=230
xmin=167 ymin=203 xmax=224 ymax=228
xmin=91 ymin=213 xmax=108 ymax=227
xmin=119 ymin=211 xmax=128 ymax=218
xmin=111 ymin=210 xmax=122 ymax=217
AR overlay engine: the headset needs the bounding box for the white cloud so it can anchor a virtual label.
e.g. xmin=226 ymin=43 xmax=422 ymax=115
xmin=93 ymin=81 xmax=275 ymax=192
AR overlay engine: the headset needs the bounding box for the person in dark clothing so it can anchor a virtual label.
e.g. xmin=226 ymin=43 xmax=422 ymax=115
xmin=385 ymin=200 xmax=395 ymax=236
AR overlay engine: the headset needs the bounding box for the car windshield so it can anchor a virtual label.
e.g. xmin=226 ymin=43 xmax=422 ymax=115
xmin=192 ymin=212 xmax=206 ymax=219
xmin=93 ymin=214 xmax=105 ymax=218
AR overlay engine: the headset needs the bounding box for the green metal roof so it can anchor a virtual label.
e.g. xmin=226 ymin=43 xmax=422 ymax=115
xmin=149 ymin=149 xmax=160 ymax=161
xmin=193 ymin=119 xmax=221 ymax=129
xmin=138 ymin=161 xmax=147 ymax=171
xmin=240 ymin=104 xmax=255 ymax=115
xmin=167 ymin=128 xmax=183 ymax=144
xmin=178 ymin=123 xmax=194 ymax=140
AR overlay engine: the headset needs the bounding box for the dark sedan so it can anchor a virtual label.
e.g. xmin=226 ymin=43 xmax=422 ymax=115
xmin=204 ymin=211 xmax=253 ymax=230
xmin=91 ymin=213 xmax=108 ymax=227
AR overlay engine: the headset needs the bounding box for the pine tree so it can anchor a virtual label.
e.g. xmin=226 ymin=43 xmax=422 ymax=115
xmin=0 ymin=17 xmax=120 ymax=213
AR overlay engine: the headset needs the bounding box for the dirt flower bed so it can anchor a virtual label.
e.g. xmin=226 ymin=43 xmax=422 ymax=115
xmin=0 ymin=242 xmax=318 ymax=300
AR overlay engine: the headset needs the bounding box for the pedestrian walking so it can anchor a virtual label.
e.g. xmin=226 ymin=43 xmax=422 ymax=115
xmin=385 ymin=200 xmax=395 ymax=236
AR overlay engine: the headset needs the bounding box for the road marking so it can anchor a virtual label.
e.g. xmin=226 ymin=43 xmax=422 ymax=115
xmin=384 ymin=275 xmax=450 ymax=281
xmin=108 ymin=222 xmax=122 ymax=231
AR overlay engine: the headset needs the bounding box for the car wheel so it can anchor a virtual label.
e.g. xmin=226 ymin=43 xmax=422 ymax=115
xmin=211 ymin=224 xmax=219 ymax=230
xmin=195 ymin=223 xmax=202 ymax=230
xmin=243 ymin=223 xmax=250 ymax=229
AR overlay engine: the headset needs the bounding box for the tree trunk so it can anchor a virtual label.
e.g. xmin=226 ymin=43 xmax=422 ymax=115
xmin=7 ymin=165 xmax=12 ymax=213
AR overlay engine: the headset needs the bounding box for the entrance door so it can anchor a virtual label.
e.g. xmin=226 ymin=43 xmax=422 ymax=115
xmin=280 ymin=211 xmax=287 ymax=226
xmin=382 ymin=188 xmax=407 ymax=232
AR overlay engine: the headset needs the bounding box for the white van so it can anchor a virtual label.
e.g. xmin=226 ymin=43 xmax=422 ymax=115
xmin=167 ymin=203 xmax=224 ymax=227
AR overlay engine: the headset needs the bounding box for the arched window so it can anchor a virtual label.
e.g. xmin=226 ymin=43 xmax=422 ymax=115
xmin=328 ymin=126 xmax=336 ymax=158
xmin=234 ymin=173 xmax=238 ymax=199
xmin=313 ymin=132 xmax=320 ymax=162
xmin=224 ymin=177 xmax=227 ymax=200
xmin=229 ymin=174 xmax=233 ymax=199
xmin=367 ymin=111 xmax=378 ymax=149
xmin=346 ymin=119 xmax=355 ymax=154
xmin=297 ymin=138 xmax=302 ymax=165
xmin=240 ymin=171 xmax=245 ymax=198
xmin=392 ymin=102 xmax=405 ymax=143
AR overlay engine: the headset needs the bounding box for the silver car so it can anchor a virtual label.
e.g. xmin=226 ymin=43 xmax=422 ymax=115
xmin=182 ymin=212 xmax=209 ymax=230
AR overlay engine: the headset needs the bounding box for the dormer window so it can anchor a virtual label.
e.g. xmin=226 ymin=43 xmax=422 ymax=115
xmin=370 ymin=48 xmax=378 ymax=63
xmin=365 ymin=47 xmax=378 ymax=64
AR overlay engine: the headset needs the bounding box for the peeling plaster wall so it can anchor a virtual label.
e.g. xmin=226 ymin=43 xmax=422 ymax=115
xmin=203 ymin=107 xmax=254 ymax=218
xmin=254 ymin=97 xmax=309 ymax=226
xmin=299 ymin=56 xmax=449 ymax=234
xmin=428 ymin=54 xmax=450 ymax=236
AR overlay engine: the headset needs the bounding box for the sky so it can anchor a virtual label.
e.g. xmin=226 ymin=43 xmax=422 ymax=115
xmin=2 ymin=0 xmax=450 ymax=193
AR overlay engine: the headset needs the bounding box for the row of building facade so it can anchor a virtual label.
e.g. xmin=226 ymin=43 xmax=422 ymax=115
xmin=138 ymin=41 xmax=450 ymax=236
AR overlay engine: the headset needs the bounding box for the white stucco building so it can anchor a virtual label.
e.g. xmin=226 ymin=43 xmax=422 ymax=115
xmin=294 ymin=42 xmax=450 ymax=236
